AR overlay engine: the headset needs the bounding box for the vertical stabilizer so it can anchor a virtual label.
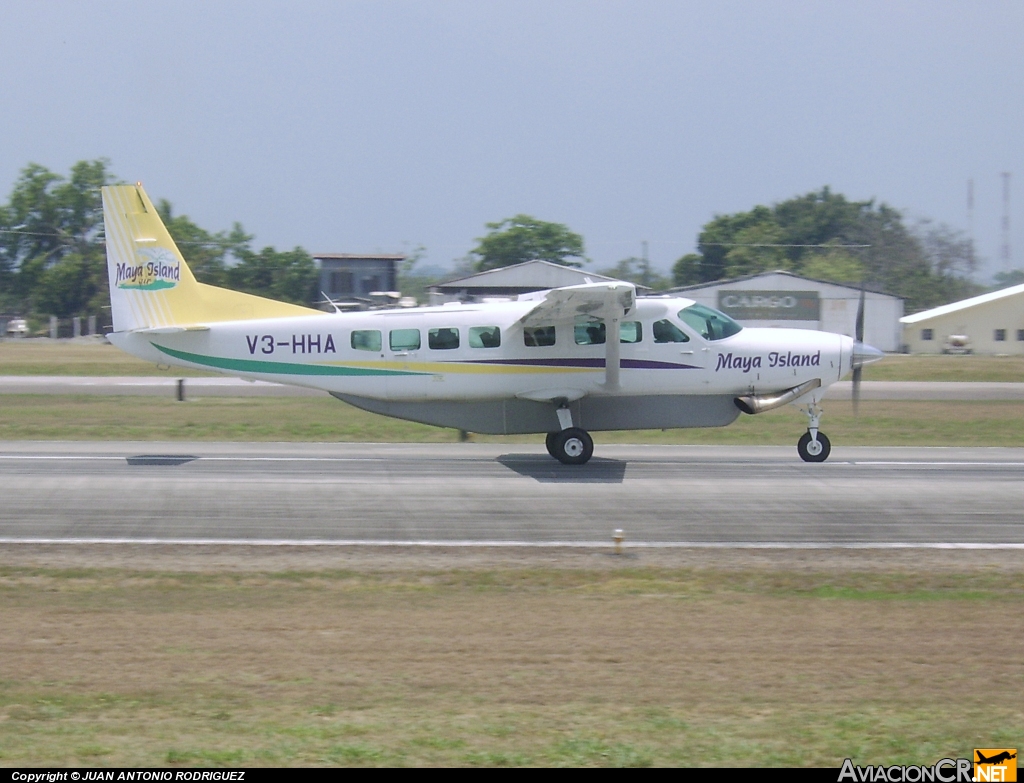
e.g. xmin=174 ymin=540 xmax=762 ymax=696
xmin=102 ymin=183 xmax=320 ymax=332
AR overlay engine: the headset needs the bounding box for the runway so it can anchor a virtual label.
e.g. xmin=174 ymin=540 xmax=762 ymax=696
xmin=1 ymin=442 xmax=1022 ymax=546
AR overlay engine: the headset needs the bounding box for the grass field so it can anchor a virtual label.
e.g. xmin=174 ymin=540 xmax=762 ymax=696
xmin=2 ymin=338 xmax=1023 ymax=381
xmin=1 ymin=560 xmax=1021 ymax=767
xmin=1 ymin=394 xmax=1023 ymax=445
xmin=3 ymin=340 xmax=1022 ymax=768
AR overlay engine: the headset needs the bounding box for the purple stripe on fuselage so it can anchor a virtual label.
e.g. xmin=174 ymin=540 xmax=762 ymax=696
xmin=465 ymin=358 xmax=700 ymax=370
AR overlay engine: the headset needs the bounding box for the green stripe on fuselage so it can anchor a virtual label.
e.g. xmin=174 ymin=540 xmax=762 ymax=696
xmin=151 ymin=343 xmax=426 ymax=376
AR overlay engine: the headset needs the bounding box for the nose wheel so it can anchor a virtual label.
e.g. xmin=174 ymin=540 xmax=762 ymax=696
xmin=797 ymin=431 xmax=831 ymax=462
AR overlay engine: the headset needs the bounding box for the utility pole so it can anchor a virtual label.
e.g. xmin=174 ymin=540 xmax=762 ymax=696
xmin=1001 ymin=172 xmax=1011 ymax=272
xmin=967 ymin=178 xmax=975 ymax=269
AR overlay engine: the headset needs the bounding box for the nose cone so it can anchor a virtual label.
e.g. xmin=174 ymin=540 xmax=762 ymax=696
xmin=853 ymin=341 xmax=884 ymax=367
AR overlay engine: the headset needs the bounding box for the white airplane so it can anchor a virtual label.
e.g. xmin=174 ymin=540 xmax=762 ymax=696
xmin=102 ymin=183 xmax=883 ymax=464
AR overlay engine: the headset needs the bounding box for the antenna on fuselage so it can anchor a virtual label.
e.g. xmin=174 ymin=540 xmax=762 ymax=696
xmin=319 ymin=291 xmax=344 ymax=314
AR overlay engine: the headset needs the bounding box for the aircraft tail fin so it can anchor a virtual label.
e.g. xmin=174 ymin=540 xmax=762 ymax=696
xmin=102 ymin=184 xmax=320 ymax=332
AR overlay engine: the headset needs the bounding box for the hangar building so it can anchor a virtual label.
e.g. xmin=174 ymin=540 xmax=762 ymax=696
xmin=315 ymin=253 xmax=403 ymax=304
xmin=669 ymin=271 xmax=904 ymax=352
xmin=900 ymin=283 xmax=1024 ymax=355
xmin=429 ymin=260 xmax=648 ymax=304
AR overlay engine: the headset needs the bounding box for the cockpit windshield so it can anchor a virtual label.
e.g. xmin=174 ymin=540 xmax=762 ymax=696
xmin=677 ymin=303 xmax=743 ymax=341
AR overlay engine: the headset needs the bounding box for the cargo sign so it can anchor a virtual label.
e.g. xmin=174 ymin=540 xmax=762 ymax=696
xmin=717 ymin=290 xmax=820 ymax=321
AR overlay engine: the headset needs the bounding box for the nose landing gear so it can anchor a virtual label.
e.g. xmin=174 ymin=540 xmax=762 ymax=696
xmin=797 ymin=402 xmax=831 ymax=462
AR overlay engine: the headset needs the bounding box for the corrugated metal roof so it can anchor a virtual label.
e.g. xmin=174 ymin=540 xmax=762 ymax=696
xmin=900 ymin=282 xmax=1024 ymax=324
xmin=432 ymin=259 xmax=644 ymax=290
xmin=667 ymin=269 xmax=900 ymax=299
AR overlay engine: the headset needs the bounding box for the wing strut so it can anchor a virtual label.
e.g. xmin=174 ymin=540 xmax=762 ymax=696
xmin=517 ymin=280 xmax=636 ymax=391
xmin=604 ymin=313 xmax=621 ymax=390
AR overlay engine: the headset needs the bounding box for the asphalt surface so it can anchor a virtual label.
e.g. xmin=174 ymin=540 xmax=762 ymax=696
xmin=2 ymin=376 xmax=1024 ymax=399
xmin=1 ymin=442 xmax=1022 ymax=545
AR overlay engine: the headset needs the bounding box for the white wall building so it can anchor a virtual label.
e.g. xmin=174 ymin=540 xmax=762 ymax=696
xmin=900 ymin=283 xmax=1024 ymax=355
xmin=669 ymin=271 xmax=904 ymax=352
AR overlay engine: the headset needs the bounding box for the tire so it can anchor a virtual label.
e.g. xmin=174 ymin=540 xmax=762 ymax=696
xmin=545 ymin=432 xmax=560 ymax=459
xmin=551 ymin=428 xmax=594 ymax=465
xmin=797 ymin=431 xmax=831 ymax=463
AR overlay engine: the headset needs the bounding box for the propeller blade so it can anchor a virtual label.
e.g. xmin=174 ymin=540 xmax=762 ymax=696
xmin=855 ymin=285 xmax=865 ymax=344
xmin=853 ymin=283 xmax=866 ymax=416
xmin=852 ymin=365 xmax=861 ymax=415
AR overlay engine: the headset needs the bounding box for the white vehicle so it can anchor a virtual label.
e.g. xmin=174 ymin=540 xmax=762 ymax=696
xmin=5 ymin=318 xmax=28 ymax=336
xmin=101 ymin=184 xmax=883 ymax=464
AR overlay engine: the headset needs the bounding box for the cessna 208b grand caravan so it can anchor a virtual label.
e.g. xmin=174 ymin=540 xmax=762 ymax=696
xmin=102 ymin=184 xmax=883 ymax=464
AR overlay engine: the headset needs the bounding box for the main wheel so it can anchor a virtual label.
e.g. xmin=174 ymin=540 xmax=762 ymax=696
xmin=545 ymin=432 xmax=560 ymax=459
xmin=551 ymin=427 xmax=594 ymax=465
xmin=797 ymin=431 xmax=831 ymax=462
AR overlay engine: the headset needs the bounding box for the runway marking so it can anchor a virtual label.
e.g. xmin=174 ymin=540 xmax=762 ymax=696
xmin=3 ymin=455 xmax=1024 ymax=468
xmin=1 ymin=538 xmax=1023 ymax=549
xmin=0 ymin=455 xmax=387 ymax=462
xmin=852 ymin=461 xmax=1024 ymax=467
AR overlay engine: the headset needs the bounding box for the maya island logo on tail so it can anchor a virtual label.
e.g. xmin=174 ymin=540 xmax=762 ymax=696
xmin=115 ymin=246 xmax=181 ymax=290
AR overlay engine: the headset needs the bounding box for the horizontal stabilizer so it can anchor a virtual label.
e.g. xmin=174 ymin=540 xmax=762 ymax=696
xmin=131 ymin=325 xmax=211 ymax=335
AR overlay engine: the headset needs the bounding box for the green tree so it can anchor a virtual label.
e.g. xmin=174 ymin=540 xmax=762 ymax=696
xmin=0 ymin=159 xmax=113 ymax=315
xmin=671 ymin=187 xmax=981 ymax=312
xmin=598 ymin=256 xmax=670 ymax=290
xmin=157 ymin=200 xmax=252 ymax=287
xmin=227 ymin=246 xmax=318 ymax=306
xmin=799 ymin=243 xmax=865 ymax=285
xmin=471 ymin=215 xmax=586 ymax=271
xmin=993 ymin=269 xmax=1024 ymax=288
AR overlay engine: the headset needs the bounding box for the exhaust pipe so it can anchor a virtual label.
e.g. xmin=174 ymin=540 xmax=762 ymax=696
xmin=734 ymin=378 xmax=821 ymax=415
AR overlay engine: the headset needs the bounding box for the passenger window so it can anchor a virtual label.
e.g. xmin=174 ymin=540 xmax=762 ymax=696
xmin=575 ymin=319 xmax=606 ymax=345
xmin=653 ymin=319 xmax=689 ymax=343
xmin=351 ymin=330 xmax=382 ymax=352
xmin=469 ymin=326 xmax=501 ymax=348
xmin=620 ymin=321 xmax=642 ymax=344
xmin=389 ymin=328 xmax=420 ymax=351
xmin=428 ymin=327 xmax=460 ymax=350
xmin=523 ymin=326 xmax=556 ymax=347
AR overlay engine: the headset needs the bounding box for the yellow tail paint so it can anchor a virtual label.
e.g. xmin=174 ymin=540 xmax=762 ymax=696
xmin=102 ymin=183 xmax=321 ymax=332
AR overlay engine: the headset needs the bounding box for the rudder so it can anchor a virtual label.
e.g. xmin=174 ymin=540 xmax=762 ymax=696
xmin=102 ymin=183 xmax=320 ymax=332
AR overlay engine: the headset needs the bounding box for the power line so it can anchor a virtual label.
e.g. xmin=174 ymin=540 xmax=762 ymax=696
xmin=0 ymin=228 xmax=246 ymax=248
xmin=702 ymin=243 xmax=871 ymax=248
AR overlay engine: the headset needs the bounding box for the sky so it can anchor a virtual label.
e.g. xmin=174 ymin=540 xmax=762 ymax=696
xmin=1 ymin=0 xmax=1022 ymax=281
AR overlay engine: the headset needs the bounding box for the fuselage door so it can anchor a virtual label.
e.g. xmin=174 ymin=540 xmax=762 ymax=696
xmin=386 ymin=327 xmax=429 ymax=400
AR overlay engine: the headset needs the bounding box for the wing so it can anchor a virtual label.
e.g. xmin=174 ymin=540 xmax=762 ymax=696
xmin=518 ymin=281 xmax=636 ymax=391
xmin=518 ymin=281 xmax=636 ymax=326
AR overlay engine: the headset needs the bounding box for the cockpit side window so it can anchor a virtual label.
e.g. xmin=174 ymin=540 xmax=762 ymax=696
xmin=653 ymin=319 xmax=689 ymax=343
xmin=574 ymin=319 xmax=606 ymax=345
xmin=677 ymin=304 xmax=742 ymax=341
xmin=620 ymin=321 xmax=642 ymax=343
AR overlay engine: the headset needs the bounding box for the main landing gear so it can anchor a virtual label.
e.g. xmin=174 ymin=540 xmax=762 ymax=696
xmin=545 ymin=404 xmax=595 ymax=465
xmin=797 ymin=402 xmax=831 ymax=462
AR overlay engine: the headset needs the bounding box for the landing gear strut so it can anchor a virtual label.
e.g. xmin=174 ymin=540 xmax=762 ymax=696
xmin=546 ymin=404 xmax=595 ymax=465
xmin=797 ymin=402 xmax=831 ymax=462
